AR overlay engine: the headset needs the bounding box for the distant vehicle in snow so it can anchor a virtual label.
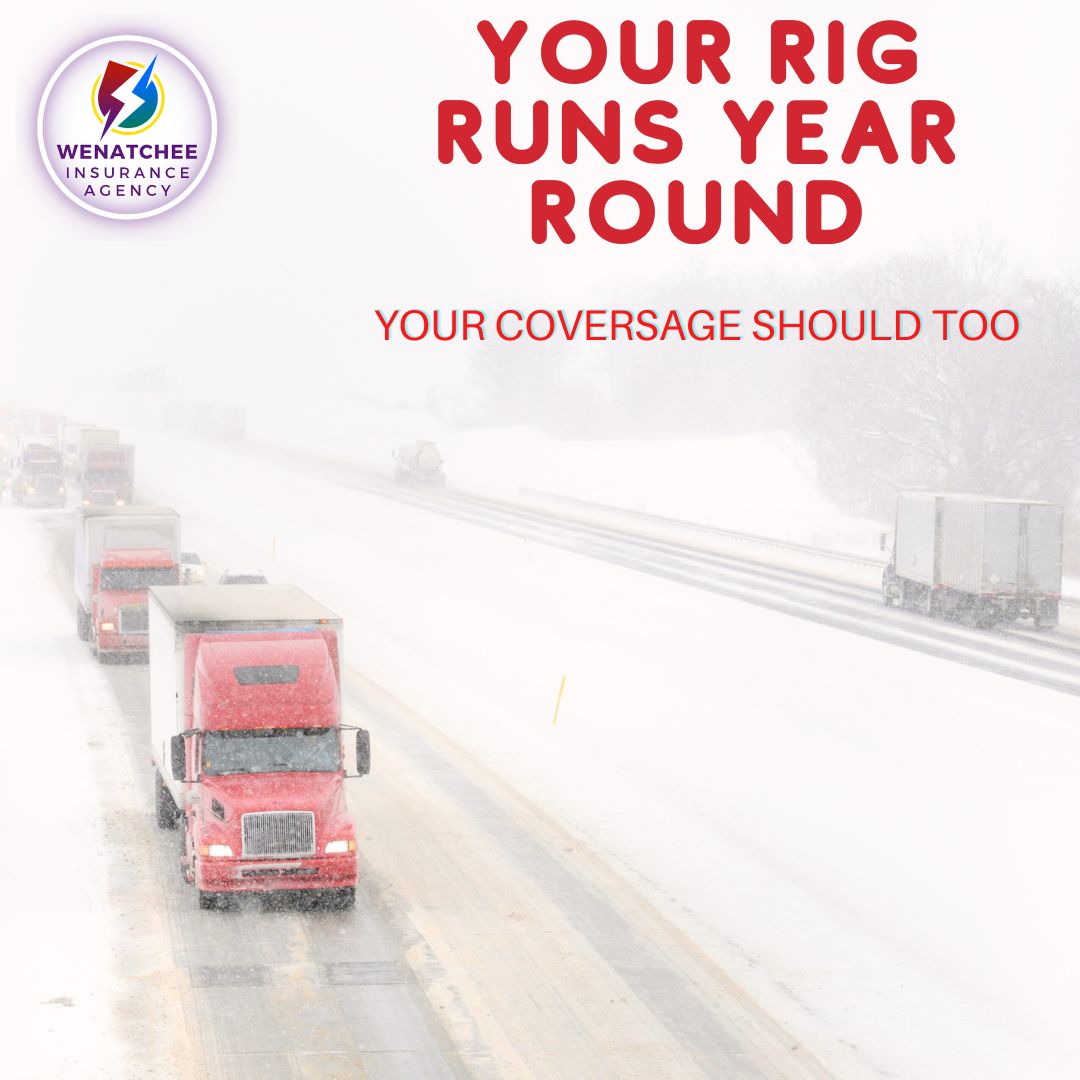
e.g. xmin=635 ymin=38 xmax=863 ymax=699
xmin=882 ymin=492 xmax=1063 ymax=629
xmin=392 ymin=440 xmax=445 ymax=486
xmin=180 ymin=552 xmax=206 ymax=585
xmin=219 ymin=568 xmax=269 ymax=586
xmin=63 ymin=425 xmax=118 ymax=474
xmin=78 ymin=443 xmax=134 ymax=507
xmin=12 ymin=445 xmax=65 ymax=507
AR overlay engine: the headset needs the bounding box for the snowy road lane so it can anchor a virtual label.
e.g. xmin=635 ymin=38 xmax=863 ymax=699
xmin=344 ymin=674 xmax=831 ymax=1080
xmin=1 ymin=508 xmax=199 ymax=1080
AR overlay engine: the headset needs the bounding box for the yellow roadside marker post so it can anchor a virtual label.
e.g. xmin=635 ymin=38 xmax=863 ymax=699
xmin=553 ymin=675 xmax=567 ymax=726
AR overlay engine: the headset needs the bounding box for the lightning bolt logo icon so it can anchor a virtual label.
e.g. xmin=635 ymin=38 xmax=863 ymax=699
xmin=96 ymin=55 xmax=160 ymax=140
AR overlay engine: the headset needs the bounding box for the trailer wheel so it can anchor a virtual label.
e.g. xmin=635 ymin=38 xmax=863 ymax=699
xmin=155 ymin=771 xmax=179 ymax=830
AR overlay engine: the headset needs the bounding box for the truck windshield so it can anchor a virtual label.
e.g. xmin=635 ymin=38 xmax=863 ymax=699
xmin=100 ymin=567 xmax=177 ymax=590
xmin=202 ymin=728 xmax=341 ymax=775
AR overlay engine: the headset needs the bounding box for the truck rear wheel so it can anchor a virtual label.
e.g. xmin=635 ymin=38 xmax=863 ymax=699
xmin=155 ymin=771 xmax=179 ymax=830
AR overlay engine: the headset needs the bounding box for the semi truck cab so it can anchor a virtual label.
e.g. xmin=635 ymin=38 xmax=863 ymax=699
xmin=170 ymin=635 xmax=366 ymax=907
xmin=79 ymin=444 xmax=134 ymax=506
xmin=14 ymin=448 xmax=65 ymax=507
xmin=91 ymin=550 xmax=178 ymax=657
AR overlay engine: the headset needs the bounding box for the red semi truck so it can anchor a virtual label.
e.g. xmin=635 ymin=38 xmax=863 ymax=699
xmin=78 ymin=444 xmax=135 ymax=506
xmin=62 ymin=424 xmax=117 ymax=473
xmin=74 ymin=507 xmax=181 ymax=659
xmin=148 ymin=585 xmax=370 ymax=910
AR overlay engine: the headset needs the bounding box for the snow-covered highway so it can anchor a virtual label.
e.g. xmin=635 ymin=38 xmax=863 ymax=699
xmin=4 ymin=430 xmax=1080 ymax=1079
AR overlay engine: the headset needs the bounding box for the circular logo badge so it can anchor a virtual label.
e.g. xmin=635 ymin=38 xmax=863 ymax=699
xmin=38 ymin=36 xmax=216 ymax=220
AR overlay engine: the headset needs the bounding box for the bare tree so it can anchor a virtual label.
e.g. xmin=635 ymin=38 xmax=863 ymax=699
xmin=799 ymin=242 xmax=1080 ymax=520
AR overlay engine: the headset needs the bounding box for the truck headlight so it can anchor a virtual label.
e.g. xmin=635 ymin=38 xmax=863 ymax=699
xmin=26 ymin=486 xmax=35 ymax=494
xmin=116 ymin=498 xmax=125 ymax=506
xmin=99 ymin=621 xmax=115 ymax=631
xmin=325 ymin=839 xmax=356 ymax=854
xmin=201 ymin=844 xmax=233 ymax=858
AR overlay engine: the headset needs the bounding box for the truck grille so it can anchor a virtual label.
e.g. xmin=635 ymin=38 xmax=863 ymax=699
xmin=241 ymin=812 xmax=315 ymax=858
xmin=118 ymin=604 xmax=149 ymax=634
xmin=89 ymin=490 xmax=117 ymax=506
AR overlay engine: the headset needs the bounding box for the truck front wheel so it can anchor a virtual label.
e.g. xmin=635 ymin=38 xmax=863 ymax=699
xmin=198 ymin=890 xmax=222 ymax=910
xmin=76 ymin=605 xmax=90 ymax=641
xmin=324 ymin=888 xmax=356 ymax=910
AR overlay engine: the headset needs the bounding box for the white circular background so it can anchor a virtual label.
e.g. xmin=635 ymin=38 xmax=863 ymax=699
xmin=38 ymin=35 xmax=217 ymax=219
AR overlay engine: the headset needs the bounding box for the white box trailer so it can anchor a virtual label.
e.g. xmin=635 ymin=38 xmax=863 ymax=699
xmin=75 ymin=428 xmax=120 ymax=473
xmin=885 ymin=493 xmax=1063 ymax=627
xmin=148 ymin=584 xmax=345 ymax=799
xmin=61 ymin=423 xmax=99 ymax=469
xmin=13 ymin=431 xmax=59 ymax=458
xmin=73 ymin=506 xmax=181 ymax=614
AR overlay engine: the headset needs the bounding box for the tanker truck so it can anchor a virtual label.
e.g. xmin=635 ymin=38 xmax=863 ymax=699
xmin=392 ymin=440 xmax=445 ymax=486
xmin=149 ymin=584 xmax=370 ymax=909
xmin=882 ymin=493 xmax=1063 ymax=628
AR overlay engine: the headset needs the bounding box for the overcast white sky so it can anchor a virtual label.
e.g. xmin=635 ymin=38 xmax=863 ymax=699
xmin=1 ymin=2 xmax=1075 ymax=403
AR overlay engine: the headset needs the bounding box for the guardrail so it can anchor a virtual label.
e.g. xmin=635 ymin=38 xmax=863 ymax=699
xmin=257 ymin=443 xmax=1080 ymax=611
xmin=518 ymin=488 xmax=887 ymax=569
xmin=519 ymin=487 xmax=1080 ymax=608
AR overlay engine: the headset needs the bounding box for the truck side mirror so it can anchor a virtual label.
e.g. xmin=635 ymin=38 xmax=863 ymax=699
xmin=355 ymin=730 xmax=371 ymax=777
xmin=170 ymin=735 xmax=186 ymax=782
xmin=879 ymin=531 xmax=887 ymax=552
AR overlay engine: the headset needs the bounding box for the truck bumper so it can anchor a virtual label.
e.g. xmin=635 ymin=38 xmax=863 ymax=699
xmin=196 ymin=852 xmax=358 ymax=894
xmin=95 ymin=631 xmax=149 ymax=659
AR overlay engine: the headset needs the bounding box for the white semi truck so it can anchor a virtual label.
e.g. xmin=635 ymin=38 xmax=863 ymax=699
xmin=882 ymin=493 xmax=1063 ymax=628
